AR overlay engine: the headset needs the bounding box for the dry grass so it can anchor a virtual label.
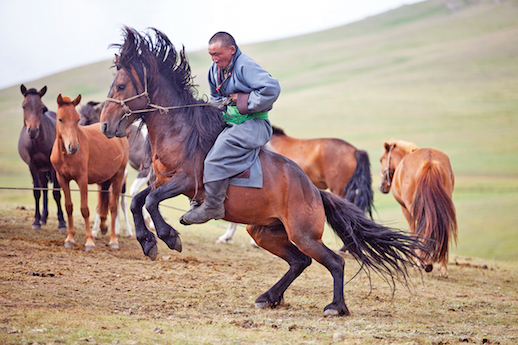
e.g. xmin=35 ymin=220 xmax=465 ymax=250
xmin=0 ymin=204 xmax=517 ymax=344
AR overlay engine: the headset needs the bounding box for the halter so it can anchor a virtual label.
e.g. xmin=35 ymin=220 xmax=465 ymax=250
xmin=105 ymin=64 xmax=224 ymax=120
xmin=381 ymin=145 xmax=395 ymax=187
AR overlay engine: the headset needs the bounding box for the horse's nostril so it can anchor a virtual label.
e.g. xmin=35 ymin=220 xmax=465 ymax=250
xmin=101 ymin=122 xmax=108 ymax=134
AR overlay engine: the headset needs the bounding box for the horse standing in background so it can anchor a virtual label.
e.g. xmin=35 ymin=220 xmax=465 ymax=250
xmin=218 ymin=126 xmax=374 ymax=246
xmin=99 ymin=27 xmax=430 ymax=316
xmin=51 ymin=94 xmax=129 ymax=251
xmin=79 ymin=100 xmax=154 ymax=236
xmin=379 ymin=140 xmax=458 ymax=278
xmin=18 ymin=85 xmax=66 ymax=232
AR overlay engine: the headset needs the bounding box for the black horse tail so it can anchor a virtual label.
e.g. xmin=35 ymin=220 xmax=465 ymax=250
xmin=320 ymin=190 xmax=429 ymax=288
xmin=343 ymin=149 xmax=374 ymax=218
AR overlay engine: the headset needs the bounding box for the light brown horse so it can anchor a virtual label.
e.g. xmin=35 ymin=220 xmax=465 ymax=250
xmin=99 ymin=27 xmax=430 ymax=316
xmin=51 ymin=94 xmax=129 ymax=251
xmin=379 ymin=140 xmax=458 ymax=278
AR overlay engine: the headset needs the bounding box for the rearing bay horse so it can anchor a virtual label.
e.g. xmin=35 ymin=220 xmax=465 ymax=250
xmin=100 ymin=27 xmax=429 ymax=316
xmin=379 ymin=140 xmax=458 ymax=278
xmin=218 ymin=126 xmax=374 ymax=245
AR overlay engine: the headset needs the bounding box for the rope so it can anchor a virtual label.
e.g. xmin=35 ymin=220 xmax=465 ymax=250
xmin=0 ymin=186 xmax=187 ymax=213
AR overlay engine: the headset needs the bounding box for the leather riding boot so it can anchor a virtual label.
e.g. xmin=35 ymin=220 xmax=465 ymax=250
xmin=180 ymin=179 xmax=228 ymax=225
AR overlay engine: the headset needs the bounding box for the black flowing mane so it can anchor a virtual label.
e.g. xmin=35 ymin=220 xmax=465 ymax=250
xmin=112 ymin=26 xmax=226 ymax=167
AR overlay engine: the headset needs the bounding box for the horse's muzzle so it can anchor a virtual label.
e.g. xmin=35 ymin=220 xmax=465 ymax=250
xmin=100 ymin=121 xmax=115 ymax=139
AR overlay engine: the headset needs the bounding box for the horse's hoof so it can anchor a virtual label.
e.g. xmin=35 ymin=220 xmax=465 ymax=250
xmin=32 ymin=224 xmax=41 ymax=230
xmin=324 ymin=309 xmax=340 ymax=317
xmin=64 ymin=242 xmax=75 ymax=248
xmin=58 ymin=226 xmax=67 ymax=233
xmin=147 ymin=244 xmax=158 ymax=261
xmin=85 ymin=246 xmax=95 ymax=252
xmin=255 ymin=301 xmax=272 ymax=309
xmin=173 ymin=237 xmax=182 ymax=252
xmin=109 ymin=243 xmax=119 ymax=250
xmin=101 ymin=226 xmax=108 ymax=235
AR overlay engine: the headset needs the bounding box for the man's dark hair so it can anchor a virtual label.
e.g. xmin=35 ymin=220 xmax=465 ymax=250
xmin=209 ymin=32 xmax=238 ymax=50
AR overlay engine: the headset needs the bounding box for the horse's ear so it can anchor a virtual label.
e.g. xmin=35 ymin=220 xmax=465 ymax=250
xmin=72 ymin=94 xmax=82 ymax=107
xmin=114 ymin=54 xmax=120 ymax=65
xmin=384 ymin=142 xmax=391 ymax=152
xmin=39 ymin=86 xmax=47 ymax=97
xmin=21 ymin=84 xmax=27 ymax=96
xmin=57 ymin=94 xmax=64 ymax=107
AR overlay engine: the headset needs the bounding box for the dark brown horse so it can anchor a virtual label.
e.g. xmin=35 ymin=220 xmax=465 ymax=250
xmin=18 ymin=85 xmax=66 ymax=232
xmin=100 ymin=27 xmax=429 ymax=316
xmin=51 ymin=94 xmax=129 ymax=251
xmin=379 ymin=140 xmax=458 ymax=278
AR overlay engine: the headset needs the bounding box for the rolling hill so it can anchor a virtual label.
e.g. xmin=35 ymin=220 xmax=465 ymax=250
xmin=1 ymin=0 xmax=517 ymax=261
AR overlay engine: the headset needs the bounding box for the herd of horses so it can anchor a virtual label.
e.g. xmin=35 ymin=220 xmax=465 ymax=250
xmin=17 ymin=27 xmax=458 ymax=316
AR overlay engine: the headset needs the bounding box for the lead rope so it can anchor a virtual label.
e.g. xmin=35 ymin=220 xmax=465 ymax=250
xmin=105 ymin=64 xmax=226 ymax=117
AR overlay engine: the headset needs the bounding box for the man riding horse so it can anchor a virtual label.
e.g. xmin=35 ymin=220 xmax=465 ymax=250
xmin=181 ymin=32 xmax=281 ymax=225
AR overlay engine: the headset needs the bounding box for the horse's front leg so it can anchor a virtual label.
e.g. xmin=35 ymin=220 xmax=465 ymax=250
xmin=57 ymin=176 xmax=75 ymax=248
xmin=130 ymin=186 xmax=157 ymax=259
xmin=51 ymin=171 xmax=67 ymax=232
xmin=78 ymin=179 xmax=95 ymax=251
xmin=145 ymin=176 xmax=188 ymax=255
xmin=29 ymin=166 xmax=42 ymax=230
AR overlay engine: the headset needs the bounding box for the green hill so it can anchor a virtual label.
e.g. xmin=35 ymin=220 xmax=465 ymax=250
xmin=1 ymin=0 xmax=517 ymax=261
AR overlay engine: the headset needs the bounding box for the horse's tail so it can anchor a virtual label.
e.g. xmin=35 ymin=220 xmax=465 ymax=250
xmin=343 ymin=149 xmax=374 ymax=218
xmin=412 ymin=161 xmax=457 ymax=264
xmin=320 ymin=190 xmax=429 ymax=287
xmin=97 ymin=183 xmax=111 ymax=218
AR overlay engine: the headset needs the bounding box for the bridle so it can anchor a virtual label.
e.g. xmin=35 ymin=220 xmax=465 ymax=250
xmin=105 ymin=64 xmax=226 ymax=122
xmin=381 ymin=145 xmax=395 ymax=187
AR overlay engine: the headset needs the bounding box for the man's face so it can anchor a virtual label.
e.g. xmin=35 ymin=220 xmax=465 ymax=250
xmin=208 ymin=41 xmax=236 ymax=70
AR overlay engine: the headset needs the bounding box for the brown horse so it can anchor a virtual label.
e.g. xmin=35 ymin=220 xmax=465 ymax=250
xmin=379 ymin=140 xmax=458 ymax=278
xmin=100 ymin=27 xmax=429 ymax=316
xmin=51 ymin=94 xmax=129 ymax=251
xmin=18 ymin=85 xmax=67 ymax=232
xmin=218 ymin=126 xmax=374 ymax=245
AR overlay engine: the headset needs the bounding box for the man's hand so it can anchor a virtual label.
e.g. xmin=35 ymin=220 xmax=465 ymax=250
xmin=230 ymin=93 xmax=238 ymax=102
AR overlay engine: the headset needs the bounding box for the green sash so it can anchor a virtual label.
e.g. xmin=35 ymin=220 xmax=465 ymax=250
xmin=222 ymin=106 xmax=268 ymax=124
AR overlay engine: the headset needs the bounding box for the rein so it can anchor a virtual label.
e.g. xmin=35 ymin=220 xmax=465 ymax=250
xmin=381 ymin=145 xmax=395 ymax=187
xmin=105 ymin=65 xmax=224 ymax=120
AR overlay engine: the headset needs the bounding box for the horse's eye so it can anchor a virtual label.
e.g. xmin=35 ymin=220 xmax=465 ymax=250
xmin=118 ymin=84 xmax=126 ymax=91
xmin=58 ymin=118 xmax=63 ymax=123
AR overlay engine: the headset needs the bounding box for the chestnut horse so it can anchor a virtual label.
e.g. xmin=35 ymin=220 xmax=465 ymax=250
xmin=51 ymin=94 xmax=129 ymax=251
xmin=379 ymin=140 xmax=458 ymax=278
xmin=100 ymin=27 xmax=429 ymax=316
xmin=218 ymin=126 xmax=374 ymax=245
xmin=18 ymin=85 xmax=67 ymax=232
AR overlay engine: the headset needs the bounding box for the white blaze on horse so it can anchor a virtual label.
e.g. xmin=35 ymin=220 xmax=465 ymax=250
xmin=51 ymin=94 xmax=129 ymax=251
xmin=379 ymin=140 xmax=458 ymax=278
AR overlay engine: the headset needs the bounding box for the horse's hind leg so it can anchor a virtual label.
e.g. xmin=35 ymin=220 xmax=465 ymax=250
xmin=287 ymin=223 xmax=349 ymax=316
xmin=131 ymin=186 xmax=157 ymax=259
xmin=247 ymin=224 xmax=312 ymax=309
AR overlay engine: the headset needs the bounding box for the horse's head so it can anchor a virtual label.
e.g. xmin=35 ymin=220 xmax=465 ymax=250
xmin=79 ymin=101 xmax=104 ymax=126
xmin=56 ymin=94 xmax=82 ymax=155
xmin=379 ymin=140 xmax=418 ymax=193
xmin=21 ymin=84 xmax=48 ymax=139
xmin=100 ymin=56 xmax=148 ymax=138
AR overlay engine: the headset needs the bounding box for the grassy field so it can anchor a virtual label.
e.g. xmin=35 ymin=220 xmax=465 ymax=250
xmin=1 ymin=0 xmax=517 ymax=266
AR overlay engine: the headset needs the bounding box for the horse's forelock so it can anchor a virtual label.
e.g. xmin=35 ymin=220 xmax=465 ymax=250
xmin=25 ymin=88 xmax=40 ymax=96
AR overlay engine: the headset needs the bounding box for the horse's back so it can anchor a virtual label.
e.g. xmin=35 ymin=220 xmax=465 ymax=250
xmin=395 ymin=148 xmax=454 ymax=204
xmin=225 ymin=148 xmax=322 ymax=225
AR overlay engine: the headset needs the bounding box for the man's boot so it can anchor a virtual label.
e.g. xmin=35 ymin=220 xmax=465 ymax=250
xmin=180 ymin=179 xmax=228 ymax=225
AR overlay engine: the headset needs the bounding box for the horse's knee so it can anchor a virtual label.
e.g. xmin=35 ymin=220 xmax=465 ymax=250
xmin=65 ymin=203 xmax=73 ymax=215
xmin=80 ymin=206 xmax=89 ymax=219
xmin=130 ymin=196 xmax=144 ymax=214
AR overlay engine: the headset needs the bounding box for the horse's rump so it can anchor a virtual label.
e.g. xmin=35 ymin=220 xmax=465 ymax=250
xmin=411 ymin=160 xmax=457 ymax=263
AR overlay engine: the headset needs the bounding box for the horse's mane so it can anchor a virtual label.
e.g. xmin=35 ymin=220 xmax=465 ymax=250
xmin=272 ymin=126 xmax=286 ymax=136
xmin=113 ymin=26 xmax=226 ymax=170
xmin=388 ymin=139 xmax=419 ymax=154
